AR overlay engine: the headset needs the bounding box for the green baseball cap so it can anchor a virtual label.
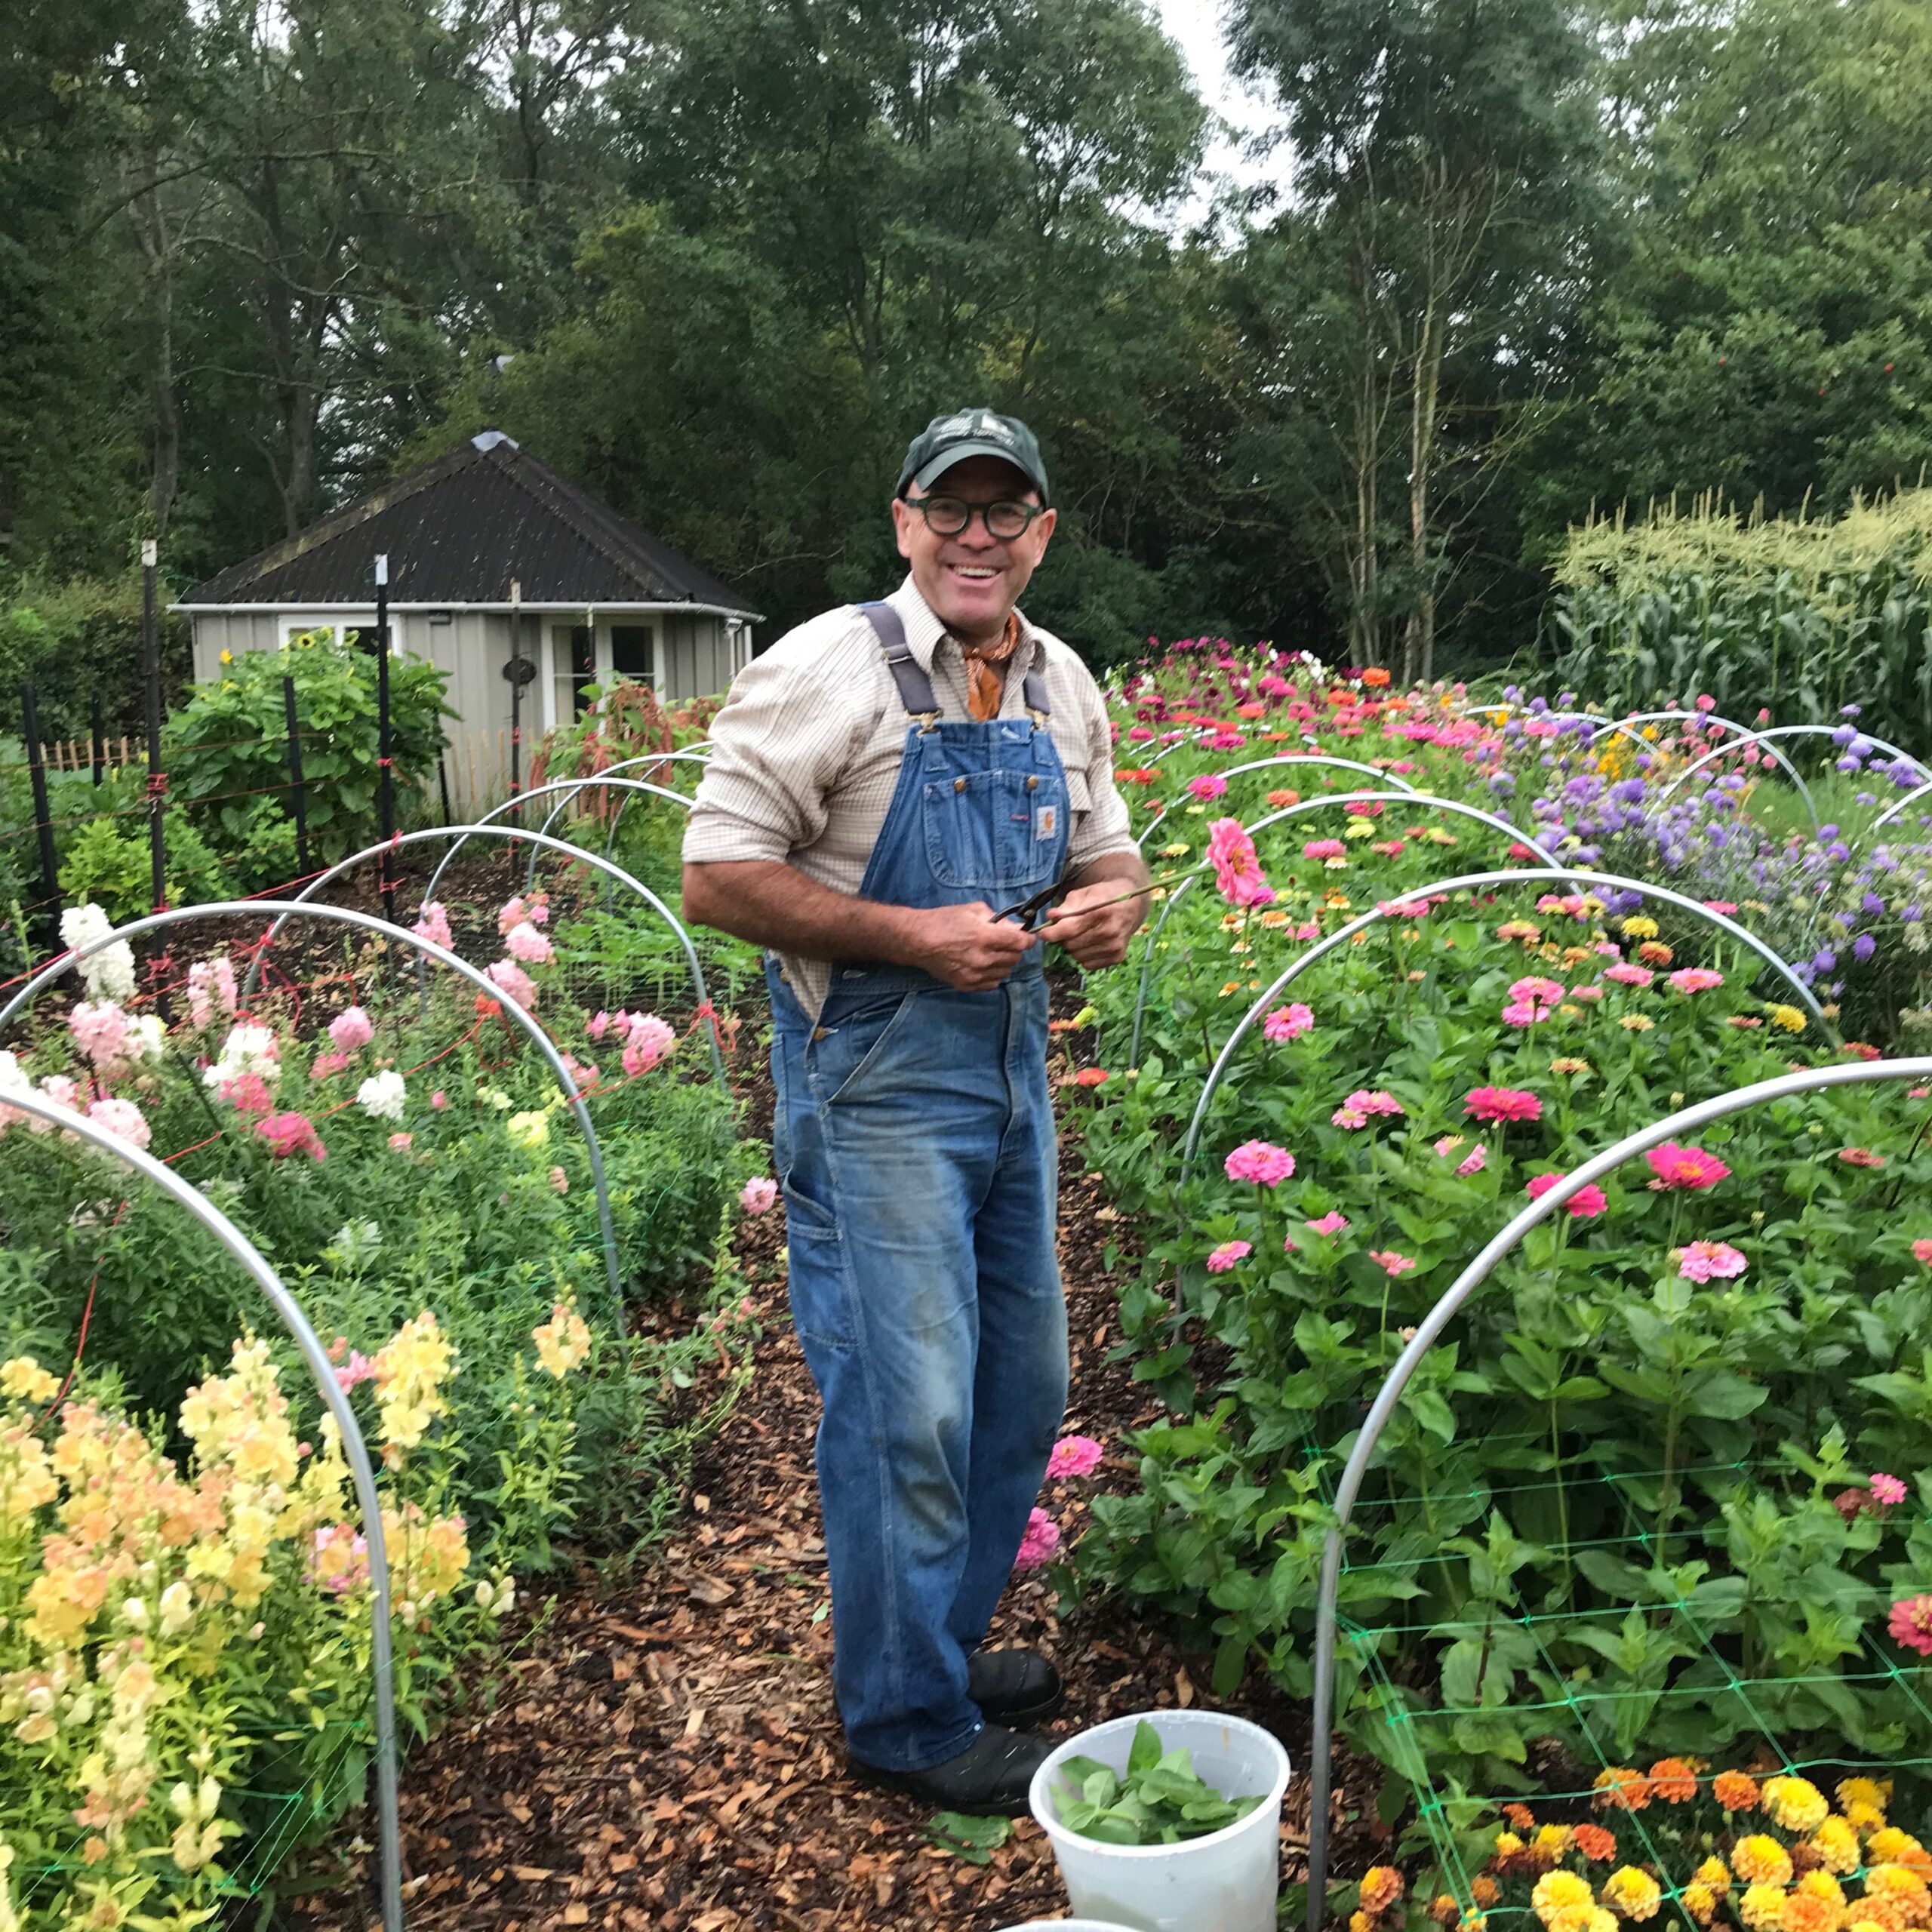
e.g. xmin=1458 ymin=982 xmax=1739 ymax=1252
xmin=897 ymin=408 xmax=1050 ymax=503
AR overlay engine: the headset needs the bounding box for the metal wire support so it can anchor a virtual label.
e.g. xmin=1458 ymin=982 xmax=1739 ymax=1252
xmin=1654 ymin=721 xmax=1930 ymax=812
xmin=2 ymin=1086 xmax=412 ymax=1932
xmin=1178 ymin=863 xmax=1826 ymax=1182
xmin=1132 ymin=755 xmax=1421 ymax=850
xmin=527 ymin=750 xmax=709 ymax=891
xmin=1867 ymin=776 xmax=1932 ymax=837
xmin=1127 ymin=793 xmax=1578 ymax=1069
xmin=0 ymin=901 xmax=626 ymax=1318
xmin=1301 ymin=1055 xmax=1932 ymax=1930
xmin=238 ymin=826 xmax=725 ymax=1086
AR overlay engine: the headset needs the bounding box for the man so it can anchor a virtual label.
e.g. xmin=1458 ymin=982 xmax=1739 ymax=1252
xmin=681 ymin=408 xmax=1149 ymax=1812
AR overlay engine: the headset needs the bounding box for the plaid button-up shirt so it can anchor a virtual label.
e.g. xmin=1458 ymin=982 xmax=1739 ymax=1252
xmin=683 ymin=575 xmax=1137 ymax=1017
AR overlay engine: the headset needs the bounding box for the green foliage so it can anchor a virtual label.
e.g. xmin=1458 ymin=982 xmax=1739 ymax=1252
xmin=168 ymin=630 xmax=451 ymax=875
xmin=1549 ymin=490 xmax=1932 ymax=739
xmin=56 ymin=799 xmax=233 ymax=921
xmin=1051 ymin=1722 xmax=1267 ymax=1845
xmin=0 ymin=574 xmax=192 ymax=740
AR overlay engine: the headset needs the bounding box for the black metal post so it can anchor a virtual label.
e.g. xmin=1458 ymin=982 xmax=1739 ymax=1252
xmin=282 ymin=675 xmax=312 ymax=875
xmin=19 ymin=684 xmax=61 ymax=934
xmin=141 ymin=540 xmax=166 ymax=912
xmin=91 ymin=694 xmax=105 ymax=786
xmin=374 ymin=553 xmax=395 ymax=927
xmin=436 ymin=750 xmax=453 ymax=827
xmin=508 ymin=577 xmax=524 ymax=816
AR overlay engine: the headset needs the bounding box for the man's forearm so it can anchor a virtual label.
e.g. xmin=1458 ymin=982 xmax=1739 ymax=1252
xmin=1066 ymin=849 xmax=1152 ymax=895
xmin=682 ymin=859 xmax=921 ymax=964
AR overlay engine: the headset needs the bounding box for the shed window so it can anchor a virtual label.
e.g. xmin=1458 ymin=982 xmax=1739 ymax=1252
xmin=552 ymin=624 xmax=598 ymax=720
xmin=611 ymin=624 xmax=654 ymax=682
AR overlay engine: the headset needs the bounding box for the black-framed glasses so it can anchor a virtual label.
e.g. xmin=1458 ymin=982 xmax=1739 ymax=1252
xmin=903 ymin=494 xmax=1048 ymax=540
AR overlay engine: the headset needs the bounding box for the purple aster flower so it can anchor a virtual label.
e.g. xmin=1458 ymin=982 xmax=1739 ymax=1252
xmin=1854 ymin=933 xmax=1878 ymax=962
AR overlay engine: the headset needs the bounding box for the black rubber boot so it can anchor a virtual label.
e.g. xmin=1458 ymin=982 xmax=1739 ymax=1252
xmin=850 ymin=1724 xmax=1054 ymax=1816
xmin=967 ymin=1647 xmax=1065 ymax=1727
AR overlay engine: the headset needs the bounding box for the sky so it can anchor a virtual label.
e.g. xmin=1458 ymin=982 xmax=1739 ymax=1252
xmin=1152 ymin=0 xmax=1283 ymax=220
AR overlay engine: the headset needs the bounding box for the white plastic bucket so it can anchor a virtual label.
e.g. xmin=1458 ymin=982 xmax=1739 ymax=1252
xmin=1027 ymin=1709 xmax=1291 ymax=1932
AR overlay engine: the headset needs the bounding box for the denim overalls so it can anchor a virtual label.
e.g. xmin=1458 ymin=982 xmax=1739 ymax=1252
xmin=764 ymin=601 xmax=1072 ymax=1771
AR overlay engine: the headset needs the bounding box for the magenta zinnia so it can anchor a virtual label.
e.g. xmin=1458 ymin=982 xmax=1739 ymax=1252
xmin=1263 ymin=1002 xmax=1315 ymax=1042
xmin=1225 ymin=1139 xmax=1295 ymax=1186
xmin=1465 ymin=1086 xmax=1542 ymax=1123
xmin=1526 ymin=1171 xmax=1607 ymax=1218
xmin=1647 ymin=1141 xmax=1730 ymax=1190
xmin=1889 ymin=1595 xmax=1932 ymax=1658
xmin=1207 ymin=817 xmax=1275 ymax=907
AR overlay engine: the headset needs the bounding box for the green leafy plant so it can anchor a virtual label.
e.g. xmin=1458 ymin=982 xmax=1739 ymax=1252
xmin=1051 ymin=1721 xmax=1267 ymax=1844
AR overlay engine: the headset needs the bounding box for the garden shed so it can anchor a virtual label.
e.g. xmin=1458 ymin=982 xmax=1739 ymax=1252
xmin=174 ymin=430 xmax=760 ymax=804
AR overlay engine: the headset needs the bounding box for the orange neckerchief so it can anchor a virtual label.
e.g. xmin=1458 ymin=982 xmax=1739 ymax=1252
xmin=957 ymin=612 xmax=1023 ymax=721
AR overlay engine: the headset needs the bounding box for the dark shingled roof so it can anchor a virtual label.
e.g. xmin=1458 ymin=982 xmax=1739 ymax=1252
xmin=180 ymin=432 xmax=758 ymax=614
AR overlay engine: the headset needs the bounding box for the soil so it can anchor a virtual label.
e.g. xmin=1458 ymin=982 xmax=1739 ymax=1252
xmin=295 ymin=971 xmax=1384 ymax=1932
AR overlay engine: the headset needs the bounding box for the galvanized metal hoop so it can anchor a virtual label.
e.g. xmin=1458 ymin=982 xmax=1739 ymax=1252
xmin=1 ymin=1087 xmax=412 ymax=1932
xmin=1301 ymin=1055 xmax=1932 ymax=1929
xmin=0 ymin=901 xmax=626 ymax=1317
xmin=1133 ymin=755 xmax=1421 ymax=851
xmin=1655 ymin=721 xmax=1930 ymax=812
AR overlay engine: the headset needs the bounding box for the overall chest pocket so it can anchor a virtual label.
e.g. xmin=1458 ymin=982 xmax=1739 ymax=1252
xmin=921 ymin=767 xmax=1066 ymax=892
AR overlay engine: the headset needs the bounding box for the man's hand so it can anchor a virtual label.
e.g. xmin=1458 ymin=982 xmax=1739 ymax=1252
xmin=1039 ymin=878 xmax=1146 ymax=969
xmin=900 ymin=902 xmax=1041 ymax=990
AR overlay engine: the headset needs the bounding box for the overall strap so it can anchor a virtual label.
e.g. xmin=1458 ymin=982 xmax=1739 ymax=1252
xmin=858 ymin=601 xmax=941 ymax=728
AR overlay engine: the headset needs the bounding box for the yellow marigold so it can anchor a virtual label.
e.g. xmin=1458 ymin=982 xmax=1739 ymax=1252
xmin=1847 ymin=1803 xmax=1890 ymax=1836
xmin=1534 ymin=1871 xmax=1596 ymax=1925
xmin=1736 ymin=1838 xmax=1796 ymax=1888
xmin=1699 ymin=1858 xmax=1735 ymax=1897
xmin=1495 ymin=1835 xmax=1526 ymax=1859
xmin=1649 ymin=1758 xmax=1699 ymax=1803
xmin=1537 ymin=1826 xmax=1576 ymax=1859
xmin=1551 ymin=1909 xmax=1620 ymax=1932
xmin=1837 ymin=1779 xmax=1892 ymax=1817
xmin=1863 ymin=1867 xmax=1931 ymax=1922
xmin=1682 ymin=1883 xmax=1718 ymax=1927
xmin=1812 ymin=1820 xmax=1863 ymax=1877
xmin=0 ymin=1356 xmax=59 ymax=1404
xmin=1460 ymin=1916 xmax=1489 ymax=1932
xmin=1350 ymin=1912 xmax=1375 ymax=1932
xmin=1593 ymin=1767 xmax=1652 ymax=1811
xmin=1784 ymin=1894 xmax=1838 ymax=1932
xmin=1716 ymin=1771 xmax=1761 ymax=1814
xmin=1847 ymin=1921 xmax=1887 ymax=1932
xmin=1767 ymin=1004 xmax=1807 ymax=1033
xmin=1741 ymin=1885 xmax=1789 ymax=1930
xmin=1797 ymin=1872 xmax=1847 ymax=1918
xmin=1473 ymin=1876 xmax=1502 ymax=1906
xmin=1766 ymin=1777 xmax=1831 ymax=1835
xmin=1867 ymin=1832 xmax=1931 ymax=1877
xmin=1361 ymin=1868 xmax=1404 ymax=1915
xmin=1601 ymin=1867 xmax=1663 ymax=1921
xmin=1621 ymin=915 xmax=1660 ymax=939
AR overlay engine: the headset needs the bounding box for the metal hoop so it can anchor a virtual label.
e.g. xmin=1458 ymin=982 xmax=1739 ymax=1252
xmin=527 ymin=752 xmax=704 ymax=892
xmin=1302 ymin=1054 xmax=1932 ymax=1927
xmin=1178 ymin=863 xmax=1826 ymax=1180
xmin=0 ymin=902 xmax=626 ymax=1315
xmin=1127 ymin=793 xmax=1577 ymax=1068
xmin=2 ymin=1088 xmax=412 ymax=1932
xmin=240 ymin=827 xmax=724 ymax=1085
xmin=1656 ymin=722 xmax=1930 ymax=812
xmin=1867 ymin=777 xmax=1932 ymax=838
xmin=1133 ymin=755 xmax=1420 ymax=850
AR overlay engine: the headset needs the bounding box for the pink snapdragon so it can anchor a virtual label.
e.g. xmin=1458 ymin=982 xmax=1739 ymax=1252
xmin=186 ymin=954 xmax=238 ymax=1029
xmin=549 ymin=1166 xmax=569 ymax=1193
xmin=1455 ymin=1145 xmax=1487 ymax=1177
xmin=219 ymin=1073 xmax=276 ymax=1116
xmin=1225 ymin=1140 xmax=1295 ymax=1186
xmin=1678 ymin=1240 xmax=1748 ymax=1283
xmin=586 ymin=1011 xmax=613 ymax=1041
xmin=412 ymin=902 xmax=454 ymax=951
xmin=504 ymin=921 xmax=555 ymax=965
xmin=328 ymin=1006 xmax=375 ymax=1054
xmin=1207 ymin=817 xmax=1275 ymax=907
xmin=559 ymin=1053 xmax=600 ymax=1096
xmin=740 ymin=1176 xmax=778 ymax=1214
xmin=1205 ymin=1240 xmax=1252 ymax=1272
xmin=497 ymin=892 xmax=549 ymax=935
xmin=485 ymin=959 xmax=539 ymax=1011
xmin=68 ymin=1001 xmax=133 ymax=1072
xmin=1014 ymin=1507 xmax=1061 ymax=1572
xmin=1647 ymin=1142 xmax=1730 ymax=1190
xmin=1666 ymin=967 xmax=1725 ymax=995
xmin=1465 ymin=1087 xmax=1541 ymax=1124
xmin=621 ymin=1014 xmax=677 ymax=1077
xmin=27 ymin=1073 xmax=81 ymax=1132
xmin=1526 ymin=1171 xmax=1607 ymax=1219
xmin=257 ymin=1111 xmax=327 ymax=1161
xmin=86 ymin=1097 xmax=150 ymax=1150
xmin=309 ymin=1051 xmax=352 ymax=1081
xmin=1047 ymin=1435 xmax=1104 ymax=1479
xmin=389 ymin=1132 xmax=414 ymax=1153
xmin=1263 ymin=1002 xmax=1315 ymax=1042
xmin=335 ymin=1351 xmax=376 ymax=1392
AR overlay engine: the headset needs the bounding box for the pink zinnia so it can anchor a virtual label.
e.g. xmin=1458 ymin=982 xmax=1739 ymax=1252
xmin=1678 ymin=1240 xmax=1748 ymax=1283
xmin=504 ymin=920 xmax=555 ymax=964
xmin=1263 ymin=1002 xmax=1314 ymax=1042
xmin=1666 ymin=968 xmax=1724 ymax=995
xmin=1888 ymin=1595 xmax=1932 ymax=1658
xmin=328 ymin=1006 xmax=374 ymax=1053
xmin=1526 ymin=1171 xmax=1607 ymax=1218
xmin=1047 ymin=1435 xmax=1104 ymax=1479
xmin=1569 ymin=986 xmax=1602 ymax=1004
xmin=1014 ymin=1507 xmax=1061 ymax=1573
xmin=1205 ymin=1240 xmax=1251 ymax=1272
xmin=1872 ymin=1473 xmax=1908 ymax=1506
xmin=257 ymin=1110 xmax=327 ymax=1161
xmin=1647 ymin=1141 xmax=1730 ymax=1190
xmin=1303 ymin=838 xmax=1346 ymax=861
xmin=1225 ymin=1139 xmax=1295 ymax=1186
xmin=1306 ymin=1211 xmax=1349 ymax=1235
xmin=1456 ymin=1146 xmax=1487 ymax=1177
xmin=1509 ymin=976 xmax=1564 ymax=1006
xmin=86 ymin=1097 xmax=150 ymax=1151
xmin=622 ymin=1014 xmax=676 ymax=1077
xmin=412 ymin=902 xmax=454 ymax=952
xmin=1465 ymin=1086 xmax=1541 ymax=1123
xmin=1188 ymin=773 xmax=1228 ymax=801
xmin=740 ymin=1176 xmax=778 ymax=1214
xmin=1500 ymin=1000 xmax=1547 ymax=1027
xmin=1207 ymin=817 xmax=1274 ymax=908
xmin=485 ymin=959 xmax=539 ymax=1011
xmin=1605 ymin=963 xmax=1654 ymax=988
xmin=1838 ymin=1147 xmax=1884 ymax=1168
xmin=1368 ymin=1249 xmax=1417 ymax=1277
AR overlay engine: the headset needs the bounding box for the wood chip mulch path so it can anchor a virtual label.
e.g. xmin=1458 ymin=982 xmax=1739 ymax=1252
xmin=300 ymin=997 xmax=1382 ymax=1931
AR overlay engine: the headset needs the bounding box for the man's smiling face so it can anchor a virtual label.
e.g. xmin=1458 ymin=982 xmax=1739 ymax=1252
xmin=891 ymin=454 xmax=1057 ymax=645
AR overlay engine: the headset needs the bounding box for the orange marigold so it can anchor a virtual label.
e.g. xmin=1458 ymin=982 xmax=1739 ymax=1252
xmin=1681 ymin=1883 xmax=1718 ymax=1927
xmin=1863 ymin=1866 xmax=1930 ymax=1921
xmin=1697 ymin=1858 xmax=1734 ymax=1897
xmin=1715 ymin=1771 xmax=1763 ymax=1813
xmin=1473 ymin=1877 xmax=1502 ymax=1907
xmin=1784 ymin=1894 xmax=1838 ymax=1932
xmin=1593 ymin=1767 xmax=1653 ymax=1812
xmin=1796 ymin=1872 xmax=1847 ymax=1919
xmin=1574 ymin=1826 xmax=1619 ymax=1863
xmin=1648 ymin=1758 xmax=1699 ymax=1803
xmin=1867 ymin=1832 xmax=1932 ymax=1879
xmin=1361 ymin=1868 xmax=1405 ymax=1915
xmin=1506 ymin=1804 xmax=1539 ymax=1832
xmin=1736 ymin=1838 xmax=1797 ymax=1888
xmin=1432 ymin=1897 xmax=1461 ymax=1927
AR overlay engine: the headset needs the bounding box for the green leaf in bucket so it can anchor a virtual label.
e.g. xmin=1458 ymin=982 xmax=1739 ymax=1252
xmin=1051 ymin=1719 xmax=1268 ymax=1847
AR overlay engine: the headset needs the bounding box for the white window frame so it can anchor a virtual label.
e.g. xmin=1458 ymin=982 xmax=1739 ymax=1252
xmin=278 ymin=611 xmax=377 ymax=649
